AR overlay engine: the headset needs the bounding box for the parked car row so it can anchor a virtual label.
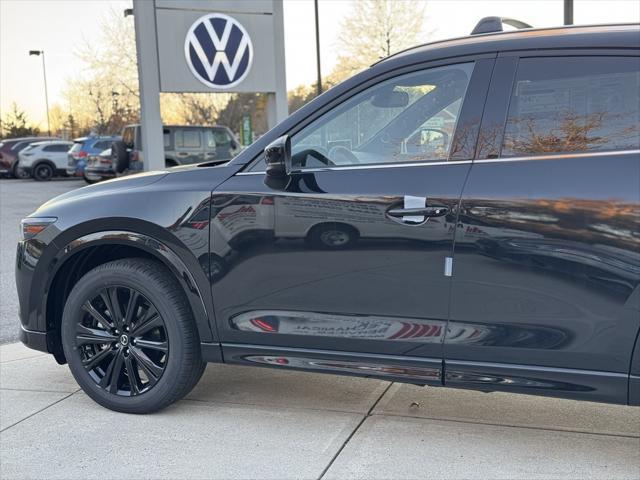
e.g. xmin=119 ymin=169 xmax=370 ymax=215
xmin=0 ymin=124 xmax=241 ymax=182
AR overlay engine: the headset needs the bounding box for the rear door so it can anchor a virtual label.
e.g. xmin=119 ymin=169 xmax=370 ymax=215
xmin=210 ymin=57 xmax=494 ymax=383
xmin=445 ymin=52 xmax=640 ymax=403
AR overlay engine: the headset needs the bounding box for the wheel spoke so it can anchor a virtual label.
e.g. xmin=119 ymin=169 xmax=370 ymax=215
xmin=82 ymin=346 xmax=114 ymax=372
xmin=76 ymin=325 xmax=117 ymax=346
xmin=123 ymin=289 xmax=140 ymax=326
xmin=133 ymin=338 xmax=168 ymax=353
xmin=130 ymin=309 xmax=162 ymax=337
xmin=82 ymin=300 xmax=114 ymax=330
xmin=101 ymin=288 xmax=124 ymax=330
xmin=99 ymin=349 xmax=124 ymax=393
xmin=124 ymin=355 xmax=141 ymax=395
xmin=130 ymin=346 xmax=163 ymax=380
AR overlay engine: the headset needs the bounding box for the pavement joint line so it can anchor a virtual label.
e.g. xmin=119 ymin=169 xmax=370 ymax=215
xmin=0 ymin=354 xmax=48 ymax=364
xmin=0 ymin=387 xmax=79 ymax=394
xmin=368 ymin=411 xmax=640 ymax=439
xmin=0 ymin=388 xmax=81 ymax=433
xmin=317 ymin=382 xmax=395 ymax=480
xmin=181 ymin=397 xmax=373 ymax=415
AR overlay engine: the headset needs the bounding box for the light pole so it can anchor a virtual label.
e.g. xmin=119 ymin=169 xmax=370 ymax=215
xmin=564 ymin=0 xmax=573 ymax=25
xmin=314 ymin=0 xmax=322 ymax=96
xmin=29 ymin=50 xmax=51 ymax=137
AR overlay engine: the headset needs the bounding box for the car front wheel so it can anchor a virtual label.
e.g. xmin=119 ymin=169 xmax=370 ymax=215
xmin=61 ymin=258 xmax=205 ymax=413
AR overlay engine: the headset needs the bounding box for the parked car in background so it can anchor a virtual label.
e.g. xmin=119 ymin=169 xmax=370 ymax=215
xmin=83 ymin=148 xmax=112 ymax=184
xmin=17 ymin=140 xmax=73 ymax=181
xmin=0 ymin=136 xmax=60 ymax=178
xmin=110 ymin=124 xmax=241 ymax=176
xmin=66 ymin=135 xmax=120 ymax=177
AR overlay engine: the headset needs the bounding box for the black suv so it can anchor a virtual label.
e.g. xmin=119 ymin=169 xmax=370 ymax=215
xmin=17 ymin=21 xmax=640 ymax=413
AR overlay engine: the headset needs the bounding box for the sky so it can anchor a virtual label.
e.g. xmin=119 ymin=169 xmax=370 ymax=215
xmin=1 ymin=0 xmax=639 ymax=128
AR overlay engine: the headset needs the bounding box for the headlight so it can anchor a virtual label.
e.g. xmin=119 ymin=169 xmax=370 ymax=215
xmin=21 ymin=217 xmax=57 ymax=240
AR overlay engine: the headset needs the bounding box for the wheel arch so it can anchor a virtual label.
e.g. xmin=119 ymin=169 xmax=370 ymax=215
xmin=43 ymin=225 xmax=215 ymax=363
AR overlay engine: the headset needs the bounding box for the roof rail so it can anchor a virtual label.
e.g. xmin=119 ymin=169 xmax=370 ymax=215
xmin=471 ymin=17 xmax=533 ymax=35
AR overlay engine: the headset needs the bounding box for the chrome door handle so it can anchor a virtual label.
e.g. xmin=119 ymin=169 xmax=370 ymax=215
xmin=387 ymin=206 xmax=448 ymax=218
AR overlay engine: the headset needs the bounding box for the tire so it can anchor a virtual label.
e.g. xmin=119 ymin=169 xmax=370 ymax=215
xmin=112 ymin=140 xmax=129 ymax=173
xmin=32 ymin=162 xmax=54 ymax=181
xmin=12 ymin=162 xmax=30 ymax=179
xmin=83 ymin=173 xmax=100 ymax=184
xmin=61 ymin=258 xmax=205 ymax=413
xmin=308 ymin=223 xmax=359 ymax=249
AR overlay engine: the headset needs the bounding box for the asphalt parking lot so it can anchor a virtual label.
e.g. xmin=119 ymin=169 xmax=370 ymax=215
xmin=0 ymin=180 xmax=639 ymax=479
xmin=0 ymin=178 xmax=84 ymax=344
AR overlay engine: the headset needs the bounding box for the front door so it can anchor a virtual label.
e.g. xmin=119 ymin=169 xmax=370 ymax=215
xmin=445 ymin=54 xmax=640 ymax=403
xmin=210 ymin=59 xmax=492 ymax=383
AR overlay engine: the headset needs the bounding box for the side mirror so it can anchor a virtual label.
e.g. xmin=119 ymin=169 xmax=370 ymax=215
xmin=264 ymin=135 xmax=291 ymax=189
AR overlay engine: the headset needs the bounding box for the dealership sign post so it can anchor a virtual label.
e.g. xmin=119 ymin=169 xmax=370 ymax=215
xmin=132 ymin=0 xmax=288 ymax=171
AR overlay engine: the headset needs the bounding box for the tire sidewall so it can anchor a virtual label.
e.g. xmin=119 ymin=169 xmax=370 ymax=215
xmin=33 ymin=163 xmax=53 ymax=181
xmin=61 ymin=264 xmax=188 ymax=412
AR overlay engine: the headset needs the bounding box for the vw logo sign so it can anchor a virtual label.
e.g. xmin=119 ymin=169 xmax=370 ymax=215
xmin=184 ymin=13 xmax=254 ymax=89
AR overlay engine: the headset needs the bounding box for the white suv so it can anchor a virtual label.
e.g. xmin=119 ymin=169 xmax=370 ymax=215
xmin=18 ymin=140 xmax=73 ymax=181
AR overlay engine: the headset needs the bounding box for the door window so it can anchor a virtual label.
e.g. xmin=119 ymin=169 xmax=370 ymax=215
xmin=501 ymin=56 xmax=640 ymax=157
xmin=290 ymin=63 xmax=474 ymax=169
xmin=175 ymin=130 xmax=202 ymax=149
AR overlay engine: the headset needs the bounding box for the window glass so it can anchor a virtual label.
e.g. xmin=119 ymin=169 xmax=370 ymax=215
xmin=122 ymin=128 xmax=135 ymax=147
xmin=94 ymin=141 xmax=111 ymax=150
xmin=43 ymin=144 xmax=70 ymax=152
xmin=289 ymin=63 xmax=474 ymax=169
xmin=213 ymin=129 xmax=231 ymax=145
xmin=68 ymin=141 xmax=84 ymax=153
xmin=204 ymin=130 xmax=217 ymax=149
xmin=163 ymin=130 xmax=171 ymax=148
xmin=175 ymin=130 xmax=202 ymax=149
xmin=502 ymin=57 xmax=640 ymax=157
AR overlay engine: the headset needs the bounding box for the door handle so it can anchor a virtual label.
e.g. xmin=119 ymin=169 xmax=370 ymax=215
xmin=387 ymin=206 xmax=449 ymax=218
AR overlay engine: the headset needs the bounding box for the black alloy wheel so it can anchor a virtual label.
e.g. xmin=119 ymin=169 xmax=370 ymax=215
xmin=76 ymin=286 xmax=168 ymax=396
xmin=62 ymin=258 xmax=206 ymax=413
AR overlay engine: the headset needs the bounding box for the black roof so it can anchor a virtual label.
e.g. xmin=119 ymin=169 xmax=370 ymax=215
xmin=376 ymin=23 xmax=640 ymax=68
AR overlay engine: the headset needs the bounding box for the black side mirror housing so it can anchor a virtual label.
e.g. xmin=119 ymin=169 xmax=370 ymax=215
xmin=264 ymin=135 xmax=291 ymax=189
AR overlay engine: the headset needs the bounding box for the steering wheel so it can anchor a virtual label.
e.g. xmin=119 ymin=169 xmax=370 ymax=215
xmin=328 ymin=145 xmax=360 ymax=165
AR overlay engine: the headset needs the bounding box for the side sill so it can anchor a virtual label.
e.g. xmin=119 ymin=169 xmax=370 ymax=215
xmin=629 ymin=375 xmax=640 ymax=406
xmin=200 ymin=342 xmax=224 ymax=363
xmin=220 ymin=343 xmax=442 ymax=385
xmin=446 ymin=360 xmax=629 ymax=405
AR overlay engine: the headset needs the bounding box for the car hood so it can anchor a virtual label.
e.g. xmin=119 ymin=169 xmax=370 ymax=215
xmin=33 ymin=171 xmax=169 ymax=215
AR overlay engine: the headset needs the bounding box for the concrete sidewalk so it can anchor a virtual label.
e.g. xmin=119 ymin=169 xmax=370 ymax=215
xmin=1 ymin=342 xmax=638 ymax=480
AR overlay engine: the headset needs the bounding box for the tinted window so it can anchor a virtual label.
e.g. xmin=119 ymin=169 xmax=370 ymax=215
xmin=213 ymin=129 xmax=231 ymax=145
xmin=93 ymin=140 xmax=112 ymax=150
xmin=122 ymin=128 xmax=135 ymax=147
xmin=68 ymin=141 xmax=85 ymax=153
xmin=502 ymin=57 xmax=640 ymax=157
xmin=289 ymin=62 xmax=474 ymax=168
xmin=43 ymin=144 xmax=70 ymax=152
xmin=175 ymin=130 xmax=201 ymax=149
xmin=204 ymin=130 xmax=216 ymax=149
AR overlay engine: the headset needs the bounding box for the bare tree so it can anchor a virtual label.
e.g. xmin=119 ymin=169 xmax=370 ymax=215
xmin=332 ymin=0 xmax=427 ymax=82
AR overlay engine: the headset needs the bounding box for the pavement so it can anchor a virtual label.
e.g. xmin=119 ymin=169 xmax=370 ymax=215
xmin=0 ymin=178 xmax=84 ymax=344
xmin=0 ymin=342 xmax=639 ymax=479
